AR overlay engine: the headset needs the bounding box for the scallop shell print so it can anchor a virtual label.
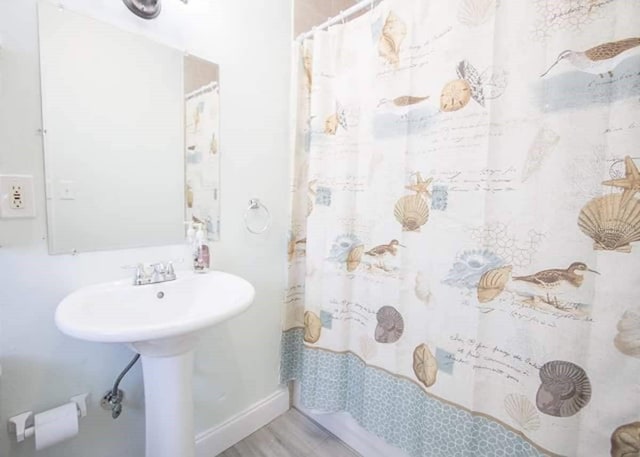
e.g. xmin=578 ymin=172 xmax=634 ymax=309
xmin=378 ymin=11 xmax=407 ymax=66
xmin=457 ymin=0 xmax=496 ymax=26
xmin=611 ymin=421 xmax=640 ymax=457
xmin=374 ymin=306 xmax=404 ymax=344
xmin=504 ymin=394 xmax=541 ymax=431
xmin=536 ymin=360 xmax=591 ymax=417
xmin=394 ymin=195 xmax=429 ymax=231
xmin=477 ymin=265 xmax=512 ymax=303
xmin=614 ymin=310 xmax=640 ymax=358
xmin=578 ymin=193 xmax=640 ymax=253
xmin=304 ymin=311 xmax=322 ymax=344
xmin=413 ymin=344 xmax=438 ymax=388
xmin=346 ymin=245 xmax=365 ymax=272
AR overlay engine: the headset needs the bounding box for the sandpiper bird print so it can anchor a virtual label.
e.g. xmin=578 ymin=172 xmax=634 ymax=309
xmin=513 ymin=262 xmax=599 ymax=305
xmin=541 ymin=37 xmax=640 ymax=77
xmin=602 ymin=156 xmax=640 ymax=207
xmin=365 ymin=239 xmax=405 ymax=270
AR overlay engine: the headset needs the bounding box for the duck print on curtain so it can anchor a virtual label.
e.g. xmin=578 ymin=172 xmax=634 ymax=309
xmin=282 ymin=0 xmax=640 ymax=456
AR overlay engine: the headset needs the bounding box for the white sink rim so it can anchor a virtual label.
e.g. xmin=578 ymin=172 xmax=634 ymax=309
xmin=55 ymin=270 xmax=255 ymax=344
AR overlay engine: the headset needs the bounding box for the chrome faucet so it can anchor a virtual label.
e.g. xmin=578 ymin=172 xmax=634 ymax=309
xmin=124 ymin=261 xmax=177 ymax=286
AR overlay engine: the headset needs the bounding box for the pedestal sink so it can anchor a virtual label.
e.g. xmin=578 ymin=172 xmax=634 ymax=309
xmin=55 ymin=270 xmax=255 ymax=457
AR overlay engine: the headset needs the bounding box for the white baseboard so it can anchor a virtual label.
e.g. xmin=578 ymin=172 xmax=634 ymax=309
xmin=195 ymin=387 xmax=290 ymax=457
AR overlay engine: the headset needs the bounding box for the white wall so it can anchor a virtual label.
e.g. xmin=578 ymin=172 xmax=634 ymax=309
xmin=0 ymin=1 xmax=291 ymax=456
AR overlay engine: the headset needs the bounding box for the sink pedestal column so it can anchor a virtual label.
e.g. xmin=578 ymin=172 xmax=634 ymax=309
xmin=140 ymin=350 xmax=195 ymax=457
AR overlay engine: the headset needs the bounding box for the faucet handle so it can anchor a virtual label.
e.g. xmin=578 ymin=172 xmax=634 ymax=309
xmin=166 ymin=261 xmax=175 ymax=277
xmin=122 ymin=263 xmax=145 ymax=273
xmin=122 ymin=263 xmax=148 ymax=285
xmin=149 ymin=262 xmax=167 ymax=282
xmin=149 ymin=262 xmax=166 ymax=273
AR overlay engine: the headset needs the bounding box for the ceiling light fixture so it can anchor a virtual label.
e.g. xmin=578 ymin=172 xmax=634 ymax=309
xmin=122 ymin=0 xmax=162 ymax=20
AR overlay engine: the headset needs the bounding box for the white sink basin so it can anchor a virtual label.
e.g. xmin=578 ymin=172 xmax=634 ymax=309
xmin=56 ymin=270 xmax=254 ymax=348
xmin=55 ymin=270 xmax=255 ymax=457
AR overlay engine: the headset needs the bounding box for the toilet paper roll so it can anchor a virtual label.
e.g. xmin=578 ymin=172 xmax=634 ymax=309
xmin=34 ymin=402 xmax=79 ymax=450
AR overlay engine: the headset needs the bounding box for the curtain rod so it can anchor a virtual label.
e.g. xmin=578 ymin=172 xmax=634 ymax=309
xmin=295 ymin=0 xmax=381 ymax=42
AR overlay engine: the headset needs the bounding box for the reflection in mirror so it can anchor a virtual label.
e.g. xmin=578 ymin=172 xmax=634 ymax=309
xmin=38 ymin=2 xmax=220 ymax=254
xmin=184 ymin=56 xmax=220 ymax=241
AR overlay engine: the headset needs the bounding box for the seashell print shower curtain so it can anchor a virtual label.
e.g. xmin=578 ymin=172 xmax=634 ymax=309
xmin=281 ymin=0 xmax=640 ymax=455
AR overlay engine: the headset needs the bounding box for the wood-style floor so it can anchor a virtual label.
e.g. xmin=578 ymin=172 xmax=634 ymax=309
xmin=218 ymin=409 xmax=361 ymax=457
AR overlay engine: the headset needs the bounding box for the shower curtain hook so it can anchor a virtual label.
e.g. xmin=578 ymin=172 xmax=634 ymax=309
xmin=340 ymin=11 xmax=345 ymax=25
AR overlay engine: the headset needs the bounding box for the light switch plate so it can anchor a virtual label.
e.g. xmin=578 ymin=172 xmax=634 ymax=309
xmin=58 ymin=180 xmax=76 ymax=200
xmin=0 ymin=175 xmax=36 ymax=219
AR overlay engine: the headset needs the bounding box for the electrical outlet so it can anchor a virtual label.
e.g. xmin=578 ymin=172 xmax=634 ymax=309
xmin=10 ymin=185 xmax=24 ymax=209
xmin=0 ymin=175 xmax=36 ymax=219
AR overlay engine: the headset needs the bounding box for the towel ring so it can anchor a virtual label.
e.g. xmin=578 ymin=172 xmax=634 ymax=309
xmin=244 ymin=198 xmax=271 ymax=234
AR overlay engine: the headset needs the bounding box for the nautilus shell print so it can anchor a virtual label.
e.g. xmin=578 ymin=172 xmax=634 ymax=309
xmin=611 ymin=421 xmax=640 ymax=457
xmin=304 ymin=311 xmax=322 ymax=344
xmin=394 ymin=195 xmax=429 ymax=231
xmin=503 ymin=394 xmax=541 ymax=431
xmin=536 ymin=360 xmax=591 ymax=417
xmin=374 ymin=306 xmax=404 ymax=343
xmin=578 ymin=193 xmax=640 ymax=253
xmin=378 ymin=11 xmax=407 ymax=66
xmin=413 ymin=344 xmax=438 ymax=388
xmin=614 ymin=310 xmax=640 ymax=358
xmin=477 ymin=265 xmax=512 ymax=303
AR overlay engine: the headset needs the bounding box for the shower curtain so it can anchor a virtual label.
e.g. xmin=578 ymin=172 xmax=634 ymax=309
xmin=281 ymin=0 xmax=640 ymax=455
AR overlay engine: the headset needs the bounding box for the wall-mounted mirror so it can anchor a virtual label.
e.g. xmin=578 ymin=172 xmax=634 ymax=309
xmin=38 ymin=2 xmax=220 ymax=254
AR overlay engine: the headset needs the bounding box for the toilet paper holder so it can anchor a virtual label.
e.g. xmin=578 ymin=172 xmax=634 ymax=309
xmin=8 ymin=393 xmax=89 ymax=442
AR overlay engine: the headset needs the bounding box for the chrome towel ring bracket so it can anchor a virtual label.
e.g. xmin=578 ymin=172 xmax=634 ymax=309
xmin=244 ymin=198 xmax=271 ymax=234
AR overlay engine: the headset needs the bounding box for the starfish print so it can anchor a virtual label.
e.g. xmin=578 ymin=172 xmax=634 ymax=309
xmin=405 ymin=172 xmax=433 ymax=198
xmin=602 ymin=156 xmax=640 ymax=207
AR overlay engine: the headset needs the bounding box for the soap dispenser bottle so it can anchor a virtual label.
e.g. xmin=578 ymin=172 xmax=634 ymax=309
xmin=193 ymin=223 xmax=210 ymax=273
